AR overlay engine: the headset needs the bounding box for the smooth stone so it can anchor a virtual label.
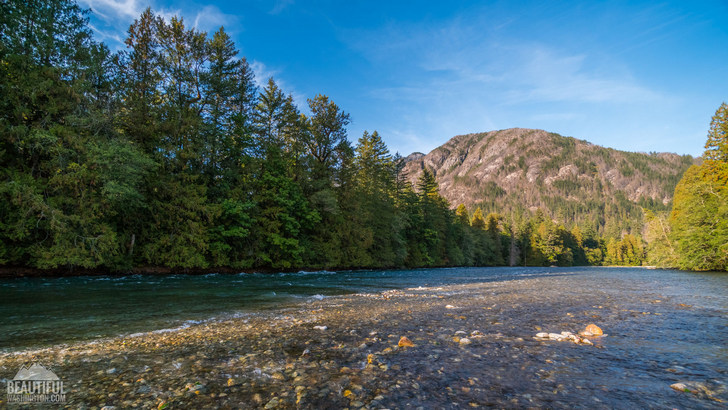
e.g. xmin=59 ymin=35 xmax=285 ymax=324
xmin=582 ymin=324 xmax=603 ymax=336
xmin=398 ymin=336 xmax=415 ymax=348
xmin=264 ymin=398 xmax=279 ymax=409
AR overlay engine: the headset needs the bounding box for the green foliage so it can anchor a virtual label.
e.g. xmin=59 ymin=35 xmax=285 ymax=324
xmin=653 ymin=103 xmax=728 ymax=272
xmin=1 ymin=1 xmax=715 ymax=274
xmin=669 ymin=165 xmax=728 ymax=271
xmin=604 ymin=234 xmax=645 ymax=266
xmin=643 ymin=209 xmax=676 ymax=267
xmin=704 ymin=102 xmax=728 ymax=164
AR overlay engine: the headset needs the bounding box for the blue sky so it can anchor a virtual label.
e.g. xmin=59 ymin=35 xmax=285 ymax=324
xmin=81 ymin=0 xmax=728 ymax=157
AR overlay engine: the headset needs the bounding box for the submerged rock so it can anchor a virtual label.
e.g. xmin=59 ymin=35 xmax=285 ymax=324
xmin=398 ymin=336 xmax=415 ymax=348
xmin=670 ymin=380 xmax=726 ymax=400
xmin=580 ymin=324 xmax=603 ymax=336
xmin=535 ymin=330 xmax=594 ymax=345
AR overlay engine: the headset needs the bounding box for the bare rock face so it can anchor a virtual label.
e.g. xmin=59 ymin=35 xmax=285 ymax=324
xmin=402 ymin=128 xmax=696 ymax=217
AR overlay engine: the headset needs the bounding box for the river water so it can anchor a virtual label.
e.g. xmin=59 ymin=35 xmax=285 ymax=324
xmin=0 ymin=267 xmax=726 ymax=352
xmin=1 ymin=267 xmax=726 ymax=407
xmin=0 ymin=267 xmax=544 ymax=351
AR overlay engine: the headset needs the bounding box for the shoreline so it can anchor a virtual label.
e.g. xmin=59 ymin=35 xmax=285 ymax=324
xmin=0 ymin=264 xmax=608 ymax=279
xmin=1 ymin=273 xmax=724 ymax=408
xmin=2 ymin=264 xmax=716 ymax=279
xmin=0 ymin=265 xmax=435 ymax=279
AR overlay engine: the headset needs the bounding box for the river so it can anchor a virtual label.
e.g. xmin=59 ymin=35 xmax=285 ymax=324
xmin=1 ymin=267 xmax=726 ymax=408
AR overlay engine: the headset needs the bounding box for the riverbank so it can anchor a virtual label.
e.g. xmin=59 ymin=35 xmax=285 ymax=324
xmin=1 ymin=271 xmax=726 ymax=408
xmin=0 ymin=264 xmax=413 ymax=279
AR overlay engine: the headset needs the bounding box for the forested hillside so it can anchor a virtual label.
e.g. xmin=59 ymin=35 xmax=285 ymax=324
xmin=403 ymin=128 xmax=696 ymax=237
xmin=0 ymin=1 xmax=515 ymax=272
xmin=1 ymin=0 xmax=724 ymax=274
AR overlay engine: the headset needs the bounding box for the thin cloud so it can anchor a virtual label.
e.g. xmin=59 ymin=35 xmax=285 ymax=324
xmin=501 ymin=46 xmax=661 ymax=104
xmin=341 ymin=3 xmax=668 ymax=157
xmin=269 ymin=0 xmax=294 ymax=15
xmin=79 ymin=0 xmax=144 ymax=20
xmin=250 ymin=60 xmax=307 ymax=107
xmin=192 ymin=5 xmax=239 ymax=34
xmin=87 ymin=22 xmax=124 ymax=44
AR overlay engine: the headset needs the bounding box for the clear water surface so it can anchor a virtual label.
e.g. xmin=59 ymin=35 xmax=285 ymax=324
xmin=0 ymin=267 xmax=725 ymax=353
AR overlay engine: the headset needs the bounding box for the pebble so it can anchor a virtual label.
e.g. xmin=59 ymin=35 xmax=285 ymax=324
xmin=398 ymin=336 xmax=415 ymax=347
xmin=536 ymin=330 xmax=594 ymax=345
xmin=580 ymin=324 xmax=603 ymax=337
xmin=264 ymin=397 xmax=279 ymax=409
xmin=2 ymin=279 xmax=719 ymax=409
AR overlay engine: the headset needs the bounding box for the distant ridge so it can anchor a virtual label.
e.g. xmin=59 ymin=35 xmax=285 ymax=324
xmin=403 ymin=128 xmax=696 ymax=233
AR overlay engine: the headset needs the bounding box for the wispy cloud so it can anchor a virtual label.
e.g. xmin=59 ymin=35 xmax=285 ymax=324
xmin=269 ymin=0 xmax=294 ymax=15
xmin=351 ymin=18 xmax=659 ymax=106
xmin=339 ymin=3 xmax=671 ymax=155
xmin=192 ymin=5 xmax=238 ymax=33
xmin=79 ymin=0 xmax=144 ymax=20
xmin=250 ymin=60 xmax=307 ymax=107
xmin=87 ymin=22 xmax=124 ymax=44
xmin=500 ymin=46 xmax=660 ymax=104
xmin=82 ymin=0 xmax=241 ymax=50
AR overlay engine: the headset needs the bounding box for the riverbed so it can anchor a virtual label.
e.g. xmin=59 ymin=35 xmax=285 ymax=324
xmin=0 ymin=267 xmax=726 ymax=408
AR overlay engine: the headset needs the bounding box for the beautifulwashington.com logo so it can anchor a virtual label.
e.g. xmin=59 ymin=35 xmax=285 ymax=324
xmin=6 ymin=363 xmax=66 ymax=403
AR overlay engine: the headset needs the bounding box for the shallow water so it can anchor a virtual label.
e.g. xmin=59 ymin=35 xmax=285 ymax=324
xmin=1 ymin=266 xmax=726 ymax=408
xmin=0 ymin=267 xmax=725 ymax=352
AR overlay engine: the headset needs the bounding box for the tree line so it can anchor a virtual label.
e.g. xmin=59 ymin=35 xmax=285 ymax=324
xmin=1 ymin=0 xmax=724 ymax=273
xmin=644 ymin=103 xmax=728 ymax=271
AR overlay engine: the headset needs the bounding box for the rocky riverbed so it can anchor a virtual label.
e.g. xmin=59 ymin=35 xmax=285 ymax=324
xmin=1 ymin=272 xmax=726 ymax=409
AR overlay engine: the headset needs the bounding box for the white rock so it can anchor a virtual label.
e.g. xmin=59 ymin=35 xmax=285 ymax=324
xmin=313 ymin=325 xmax=328 ymax=331
xmin=535 ymin=332 xmax=549 ymax=339
xmin=670 ymin=383 xmax=689 ymax=392
xmin=445 ymin=305 xmax=456 ymax=309
xmin=459 ymin=338 xmax=472 ymax=345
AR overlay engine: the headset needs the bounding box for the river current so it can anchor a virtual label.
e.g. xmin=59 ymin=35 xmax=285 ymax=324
xmin=1 ymin=267 xmax=726 ymax=408
xmin=1 ymin=267 xmax=726 ymax=352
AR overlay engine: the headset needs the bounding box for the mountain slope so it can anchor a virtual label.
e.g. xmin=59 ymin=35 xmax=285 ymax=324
xmin=403 ymin=128 xmax=697 ymax=234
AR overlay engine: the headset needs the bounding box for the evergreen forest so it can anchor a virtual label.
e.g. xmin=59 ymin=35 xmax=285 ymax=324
xmin=1 ymin=1 xmax=725 ymax=273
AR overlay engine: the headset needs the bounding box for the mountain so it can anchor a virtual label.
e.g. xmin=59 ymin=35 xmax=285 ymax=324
xmin=403 ymin=128 xmax=697 ymax=234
